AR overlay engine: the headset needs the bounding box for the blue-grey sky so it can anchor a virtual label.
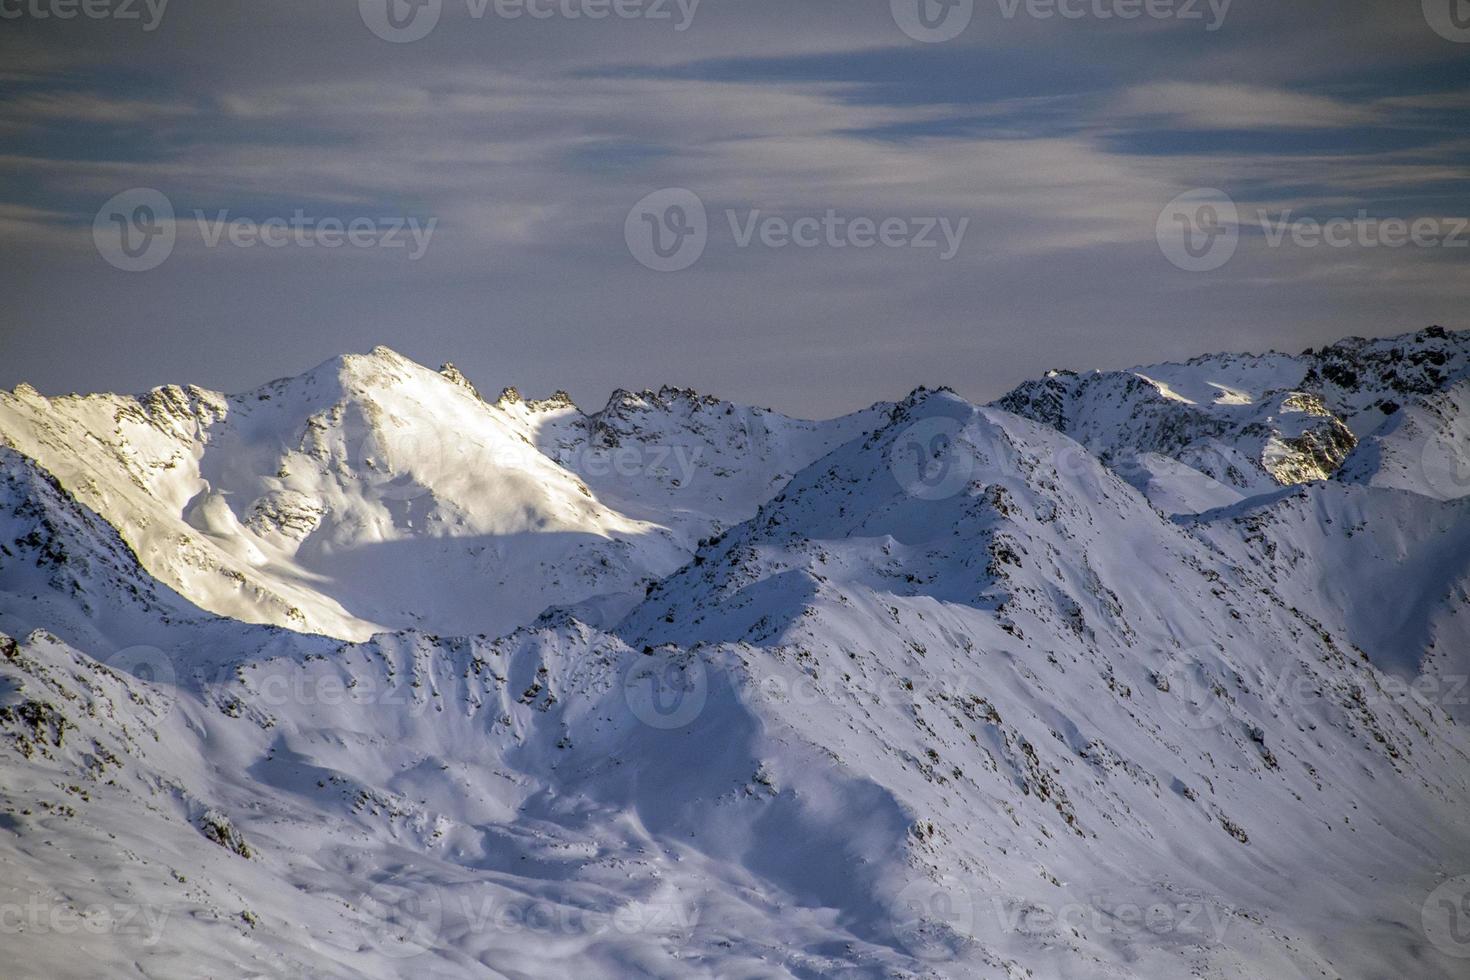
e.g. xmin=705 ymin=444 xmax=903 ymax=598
xmin=1 ymin=0 xmax=1467 ymax=417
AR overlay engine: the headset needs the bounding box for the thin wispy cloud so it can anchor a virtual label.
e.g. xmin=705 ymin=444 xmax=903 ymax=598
xmin=1111 ymin=82 xmax=1381 ymax=130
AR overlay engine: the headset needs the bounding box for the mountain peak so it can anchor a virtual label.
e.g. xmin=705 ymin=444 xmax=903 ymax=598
xmin=438 ymin=362 xmax=481 ymax=399
xmin=340 ymin=344 xmax=416 ymax=375
xmin=888 ymin=384 xmax=967 ymax=420
xmin=533 ymin=390 xmax=577 ymax=411
xmin=276 ymin=346 xmax=462 ymax=404
xmin=599 ymin=385 xmax=725 ymax=416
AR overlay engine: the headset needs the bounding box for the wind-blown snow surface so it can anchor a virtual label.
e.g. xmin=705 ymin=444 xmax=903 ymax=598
xmin=4 ymin=329 xmax=1470 ymax=978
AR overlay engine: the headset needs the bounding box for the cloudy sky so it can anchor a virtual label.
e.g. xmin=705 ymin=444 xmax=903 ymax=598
xmin=2 ymin=0 xmax=1467 ymax=417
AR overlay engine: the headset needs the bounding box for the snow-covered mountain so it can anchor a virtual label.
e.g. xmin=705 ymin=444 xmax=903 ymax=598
xmin=997 ymin=325 xmax=1470 ymax=513
xmin=4 ymin=328 xmax=1470 ymax=979
xmin=0 ymin=350 xmax=881 ymax=641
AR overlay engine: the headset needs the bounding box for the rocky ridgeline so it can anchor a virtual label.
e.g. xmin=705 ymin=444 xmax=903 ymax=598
xmin=996 ymin=326 xmax=1469 ymax=499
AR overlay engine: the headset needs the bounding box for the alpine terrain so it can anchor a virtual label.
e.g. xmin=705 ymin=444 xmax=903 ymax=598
xmin=3 ymin=326 xmax=1470 ymax=979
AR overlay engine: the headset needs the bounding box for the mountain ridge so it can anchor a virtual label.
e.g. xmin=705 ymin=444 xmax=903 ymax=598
xmin=4 ymin=326 xmax=1470 ymax=978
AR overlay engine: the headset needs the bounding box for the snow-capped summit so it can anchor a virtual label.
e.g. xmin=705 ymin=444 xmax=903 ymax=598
xmin=0 ymin=347 xmax=690 ymax=639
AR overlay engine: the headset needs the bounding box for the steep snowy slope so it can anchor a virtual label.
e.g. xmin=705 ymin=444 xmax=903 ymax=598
xmin=1190 ymin=482 xmax=1470 ymax=717
xmin=0 ymin=349 xmax=689 ymax=640
xmin=0 ymin=445 xmax=189 ymax=646
xmin=997 ymin=326 xmax=1470 ymax=511
xmin=0 ymin=443 xmax=337 ymax=681
xmin=613 ymin=390 xmax=1470 ymax=977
